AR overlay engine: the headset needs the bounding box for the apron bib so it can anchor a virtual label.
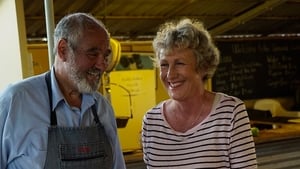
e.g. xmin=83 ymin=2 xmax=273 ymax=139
xmin=44 ymin=71 xmax=113 ymax=169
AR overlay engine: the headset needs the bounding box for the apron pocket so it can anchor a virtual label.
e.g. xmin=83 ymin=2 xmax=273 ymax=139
xmin=59 ymin=141 xmax=105 ymax=161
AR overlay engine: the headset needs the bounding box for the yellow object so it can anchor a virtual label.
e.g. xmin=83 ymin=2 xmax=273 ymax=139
xmin=288 ymin=119 xmax=300 ymax=123
xmin=27 ymin=44 xmax=49 ymax=74
xmin=254 ymin=99 xmax=300 ymax=117
xmin=107 ymin=38 xmax=121 ymax=72
xmin=108 ymin=70 xmax=156 ymax=152
xmin=251 ymin=127 xmax=259 ymax=137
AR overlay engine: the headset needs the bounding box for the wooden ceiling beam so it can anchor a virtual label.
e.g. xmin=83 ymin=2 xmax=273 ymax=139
xmin=210 ymin=0 xmax=287 ymax=35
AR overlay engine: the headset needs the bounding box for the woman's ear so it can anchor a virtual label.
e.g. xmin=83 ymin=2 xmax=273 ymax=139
xmin=57 ymin=39 xmax=68 ymax=62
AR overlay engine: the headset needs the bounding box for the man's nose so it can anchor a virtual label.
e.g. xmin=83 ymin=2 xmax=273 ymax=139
xmin=95 ymin=54 xmax=108 ymax=71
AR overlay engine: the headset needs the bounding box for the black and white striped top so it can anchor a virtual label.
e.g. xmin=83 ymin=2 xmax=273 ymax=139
xmin=142 ymin=92 xmax=257 ymax=169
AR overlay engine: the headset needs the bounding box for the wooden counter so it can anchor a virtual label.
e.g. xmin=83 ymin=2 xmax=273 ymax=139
xmin=252 ymin=122 xmax=300 ymax=144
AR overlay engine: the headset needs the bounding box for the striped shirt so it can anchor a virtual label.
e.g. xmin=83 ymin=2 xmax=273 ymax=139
xmin=142 ymin=92 xmax=257 ymax=169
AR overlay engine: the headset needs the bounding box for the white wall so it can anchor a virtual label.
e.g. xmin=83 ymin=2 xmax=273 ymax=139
xmin=0 ymin=0 xmax=32 ymax=91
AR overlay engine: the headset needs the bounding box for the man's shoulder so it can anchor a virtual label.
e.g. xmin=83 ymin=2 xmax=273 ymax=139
xmin=0 ymin=73 xmax=47 ymax=98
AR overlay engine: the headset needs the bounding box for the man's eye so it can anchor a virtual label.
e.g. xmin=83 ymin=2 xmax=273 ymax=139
xmin=86 ymin=52 xmax=99 ymax=58
xmin=160 ymin=63 xmax=168 ymax=67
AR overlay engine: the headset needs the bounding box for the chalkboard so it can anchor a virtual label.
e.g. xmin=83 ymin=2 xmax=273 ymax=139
xmin=212 ymin=39 xmax=300 ymax=100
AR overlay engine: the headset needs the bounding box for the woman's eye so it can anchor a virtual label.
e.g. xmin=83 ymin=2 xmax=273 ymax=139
xmin=176 ymin=62 xmax=185 ymax=66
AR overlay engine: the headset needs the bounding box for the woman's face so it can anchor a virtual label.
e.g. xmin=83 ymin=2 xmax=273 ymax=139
xmin=159 ymin=48 xmax=204 ymax=101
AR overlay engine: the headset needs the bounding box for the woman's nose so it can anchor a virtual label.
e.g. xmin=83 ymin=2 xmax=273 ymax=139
xmin=167 ymin=65 xmax=177 ymax=79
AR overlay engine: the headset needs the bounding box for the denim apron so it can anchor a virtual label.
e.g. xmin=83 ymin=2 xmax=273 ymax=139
xmin=44 ymin=72 xmax=113 ymax=169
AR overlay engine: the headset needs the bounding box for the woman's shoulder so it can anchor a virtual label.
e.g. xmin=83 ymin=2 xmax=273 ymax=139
xmin=215 ymin=92 xmax=244 ymax=104
xmin=143 ymin=100 xmax=167 ymax=119
xmin=149 ymin=100 xmax=166 ymax=110
xmin=213 ymin=92 xmax=246 ymax=113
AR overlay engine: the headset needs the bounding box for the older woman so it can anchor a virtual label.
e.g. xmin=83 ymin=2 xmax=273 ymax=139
xmin=142 ymin=18 xmax=257 ymax=169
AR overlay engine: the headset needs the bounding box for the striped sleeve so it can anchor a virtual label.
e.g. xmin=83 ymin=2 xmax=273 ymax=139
xmin=226 ymin=97 xmax=257 ymax=168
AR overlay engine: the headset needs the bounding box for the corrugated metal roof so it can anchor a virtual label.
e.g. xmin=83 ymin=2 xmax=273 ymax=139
xmin=23 ymin=0 xmax=300 ymax=41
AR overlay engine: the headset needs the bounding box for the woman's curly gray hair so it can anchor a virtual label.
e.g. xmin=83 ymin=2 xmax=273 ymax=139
xmin=153 ymin=18 xmax=220 ymax=80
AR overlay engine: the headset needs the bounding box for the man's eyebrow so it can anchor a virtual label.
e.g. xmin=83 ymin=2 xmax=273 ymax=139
xmin=86 ymin=47 xmax=101 ymax=52
xmin=85 ymin=47 xmax=112 ymax=56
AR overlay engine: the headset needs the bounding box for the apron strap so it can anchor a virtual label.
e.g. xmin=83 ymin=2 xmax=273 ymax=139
xmin=92 ymin=104 xmax=101 ymax=124
xmin=45 ymin=71 xmax=58 ymax=126
xmin=45 ymin=70 xmax=101 ymax=126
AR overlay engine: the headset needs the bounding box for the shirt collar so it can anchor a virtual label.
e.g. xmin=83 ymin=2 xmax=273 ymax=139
xmin=49 ymin=67 xmax=96 ymax=111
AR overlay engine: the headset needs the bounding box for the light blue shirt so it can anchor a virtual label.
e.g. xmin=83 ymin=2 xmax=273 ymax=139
xmin=0 ymin=68 xmax=126 ymax=169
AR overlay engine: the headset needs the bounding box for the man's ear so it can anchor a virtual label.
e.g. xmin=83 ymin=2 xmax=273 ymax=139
xmin=57 ymin=39 xmax=68 ymax=61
